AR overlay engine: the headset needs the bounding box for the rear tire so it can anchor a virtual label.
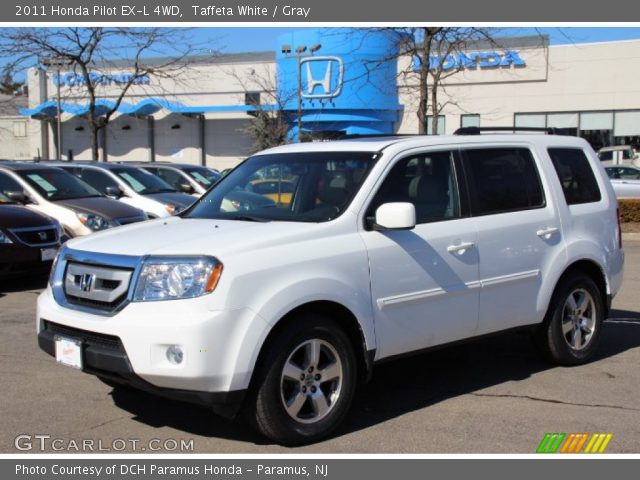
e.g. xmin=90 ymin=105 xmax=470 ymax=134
xmin=246 ymin=314 xmax=357 ymax=446
xmin=535 ymin=272 xmax=604 ymax=366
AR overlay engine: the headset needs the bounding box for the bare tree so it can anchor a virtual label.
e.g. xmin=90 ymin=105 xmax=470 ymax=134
xmin=0 ymin=27 xmax=207 ymax=160
xmin=360 ymin=28 xmax=545 ymax=134
xmin=229 ymin=65 xmax=295 ymax=153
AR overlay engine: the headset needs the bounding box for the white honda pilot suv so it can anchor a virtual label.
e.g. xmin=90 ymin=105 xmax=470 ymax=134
xmin=38 ymin=132 xmax=624 ymax=445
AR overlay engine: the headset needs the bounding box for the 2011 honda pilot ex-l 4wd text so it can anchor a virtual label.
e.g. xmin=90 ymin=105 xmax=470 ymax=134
xmin=37 ymin=133 xmax=624 ymax=445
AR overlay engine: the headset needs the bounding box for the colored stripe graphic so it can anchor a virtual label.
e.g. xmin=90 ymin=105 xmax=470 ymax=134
xmin=584 ymin=433 xmax=614 ymax=453
xmin=537 ymin=433 xmax=566 ymax=453
xmin=538 ymin=433 xmax=613 ymax=453
xmin=572 ymin=433 xmax=589 ymax=453
xmin=560 ymin=433 xmax=575 ymax=453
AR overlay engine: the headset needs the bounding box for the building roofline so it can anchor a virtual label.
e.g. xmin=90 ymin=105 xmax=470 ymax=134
xmin=549 ymin=37 xmax=640 ymax=48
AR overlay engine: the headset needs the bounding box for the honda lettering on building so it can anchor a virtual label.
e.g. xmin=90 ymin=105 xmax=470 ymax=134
xmin=57 ymin=72 xmax=151 ymax=87
xmin=300 ymin=56 xmax=344 ymax=99
xmin=413 ymin=50 xmax=527 ymax=72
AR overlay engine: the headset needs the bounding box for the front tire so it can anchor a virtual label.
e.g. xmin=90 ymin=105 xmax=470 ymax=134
xmin=536 ymin=272 xmax=604 ymax=366
xmin=247 ymin=314 xmax=357 ymax=446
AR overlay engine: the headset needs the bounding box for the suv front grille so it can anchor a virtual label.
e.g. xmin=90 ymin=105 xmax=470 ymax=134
xmin=9 ymin=225 xmax=58 ymax=247
xmin=63 ymin=262 xmax=134 ymax=313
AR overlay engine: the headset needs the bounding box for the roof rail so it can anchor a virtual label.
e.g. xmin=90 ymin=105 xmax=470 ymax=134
xmin=337 ymin=133 xmax=424 ymax=140
xmin=454 ymin=126 xmax=560 ymax=135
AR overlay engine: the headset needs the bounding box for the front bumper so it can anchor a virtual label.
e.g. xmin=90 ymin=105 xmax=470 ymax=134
xmin=0 ymin=244 xmax=55 ymax=279
xmin=37 ymin=320 xmax=245 ymax=417
xmin=37 ymin=287 xmax=272 ymax=418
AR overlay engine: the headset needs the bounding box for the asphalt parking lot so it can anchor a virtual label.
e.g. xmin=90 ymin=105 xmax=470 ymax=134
xmin=1 ymin=241 xmax=639 ymax=454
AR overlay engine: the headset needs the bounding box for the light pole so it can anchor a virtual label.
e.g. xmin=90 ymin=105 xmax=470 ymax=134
xmin=40 ymin=56 xmax=67 ymax=160
xmin=281 ymin=43 xmax=321 ymax=142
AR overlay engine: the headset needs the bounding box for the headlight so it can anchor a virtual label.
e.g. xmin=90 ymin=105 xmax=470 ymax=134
xmin=48 ymin=249 xmax=62 ymax=286
xmin=0 ymin=230 xmax=13 ymax=244
xmin=165 ymin=203 xmax=186 ymax=215
xmin=77 ymin=213 xmax=110 ymax=231
xmin=133 ymin=256 xmax=223 ymax=302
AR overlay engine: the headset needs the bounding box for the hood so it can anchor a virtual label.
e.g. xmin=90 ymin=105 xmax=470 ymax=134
xmin=0 ymin=204 xmax=56 ymax=229
xmin=144 ymin=192 xmax=195 ymax=209
xmin=66 ymin=216 xmax=324 ymax=257
xmin=55 ymin=197 xmax=144 ymax=220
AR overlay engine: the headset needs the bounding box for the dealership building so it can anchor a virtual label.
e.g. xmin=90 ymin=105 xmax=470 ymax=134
xmin=15 ymin=29 xmax=640 ymax=170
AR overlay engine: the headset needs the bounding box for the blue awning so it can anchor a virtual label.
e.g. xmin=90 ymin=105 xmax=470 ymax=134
xmin=20 ymin=97 xmax=278 ymax=119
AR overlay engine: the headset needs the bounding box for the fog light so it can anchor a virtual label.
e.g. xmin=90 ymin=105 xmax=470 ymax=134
xmin=166 ymin=345 xmax=184 ymax=365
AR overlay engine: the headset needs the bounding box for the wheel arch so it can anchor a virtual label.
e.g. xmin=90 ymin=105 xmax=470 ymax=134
xmin=548 ymin=259 xmax=610 ymax=319
xmin=252 ymin=300 xmax=375 ymax=389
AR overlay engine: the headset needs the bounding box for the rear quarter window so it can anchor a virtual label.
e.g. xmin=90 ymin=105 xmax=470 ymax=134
xmin=548 ymin=148 xmax=602 ymax=205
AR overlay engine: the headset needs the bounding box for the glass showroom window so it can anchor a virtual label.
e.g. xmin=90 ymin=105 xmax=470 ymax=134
xmin=515 ymin=113 xmax=546 ymax=129
xmin=579 ymin=112 xmax=613 ymax=151
xmin=547 ymin=113 xmax=578 ymax=136
xmin=461 ymin=114 xmax=480 ymax=128
xmin=613 ymin=111 xmax=640 ymax=150
xmin=425 ymin=115 xmax=445 ymax=135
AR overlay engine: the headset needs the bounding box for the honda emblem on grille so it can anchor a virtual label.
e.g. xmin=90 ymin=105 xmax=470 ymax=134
xmin=79 ymin=273 xmax=95 ymax=293
xmin=37 ymin=231 xmax=48 ymax=241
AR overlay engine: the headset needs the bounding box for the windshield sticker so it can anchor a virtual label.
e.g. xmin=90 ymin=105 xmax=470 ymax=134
xmin=118 ymin=173 xmax=146 ymax=192
xmin=26 ymin=174 xmax=57 ymax=194
xmin=190 ymin=171 xmax=211 ymax=185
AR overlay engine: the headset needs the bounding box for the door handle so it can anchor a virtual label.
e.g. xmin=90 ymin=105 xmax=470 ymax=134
xmin=447 ymin=241 xmax=475 ymax=255
xmin=536 ymin=227 xmax=559 ymax=239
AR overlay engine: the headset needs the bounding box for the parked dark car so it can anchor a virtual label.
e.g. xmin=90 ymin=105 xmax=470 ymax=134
xmin=0 ymin=191 xmax=63 ymax=279
xmin=136 ymin=162 xmax=222 ymax=196
xmin=0 ymin=163 xmax=147 ymax=237
xmin=46 ymin=162 xmax=195 ymax=219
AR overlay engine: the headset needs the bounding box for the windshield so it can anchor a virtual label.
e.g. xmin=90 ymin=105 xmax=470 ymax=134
xmin=185 ymin=152 xmax=378 ymax=222
xmin=19 ymin=169 xmax=102 ymax=201
xmin=112 ymin=167 xmax=177 ymax=195
xmin=183 ymin=167 xmax=222 ymax=188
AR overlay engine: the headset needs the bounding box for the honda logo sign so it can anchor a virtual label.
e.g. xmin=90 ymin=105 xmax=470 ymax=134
xmin=300 ymin=56 xmax=344 ymax=99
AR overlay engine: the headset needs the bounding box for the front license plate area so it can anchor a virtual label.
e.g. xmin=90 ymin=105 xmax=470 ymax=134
xmin=41 ymin=248 xmax=57 ymax=262
xmin=54 ymin=335 xmax=83 ymax=369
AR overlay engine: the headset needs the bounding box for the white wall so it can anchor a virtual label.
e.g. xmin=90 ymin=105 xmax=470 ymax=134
xmin=205 ymin=118 xmax=253 ymax=170
xmin=154 ymin=113 xmax=201 ymax=164
xmin=0 ymin=117 xmax=30 ymax=160
xmin=397 ymin=39 xmax=640 ymax=134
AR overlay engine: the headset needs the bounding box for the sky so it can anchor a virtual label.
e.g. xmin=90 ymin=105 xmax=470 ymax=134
xmin=212 ymin=27 xmax=640 ymax=53
xmin=3 ymin=26 xmax=640 ymax=82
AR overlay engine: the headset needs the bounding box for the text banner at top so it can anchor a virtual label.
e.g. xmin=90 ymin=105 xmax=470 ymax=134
xmin=3 ymin=0 xmax=640 ymax=22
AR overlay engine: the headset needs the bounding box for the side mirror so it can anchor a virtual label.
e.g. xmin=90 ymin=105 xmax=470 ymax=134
xmin=179 ymin=183 xmax=195 ymax=194
xmin=373 ymin=202 xmax=416 ymax=230
xmin=5 ymin=191 xmax=31 ymax=204
xmin=104 ymin=185 xmax=122 ymax=198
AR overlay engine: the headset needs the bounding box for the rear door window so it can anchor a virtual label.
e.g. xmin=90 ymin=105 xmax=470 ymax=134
xmin=461 ymin=148 xmax=545 ymax=216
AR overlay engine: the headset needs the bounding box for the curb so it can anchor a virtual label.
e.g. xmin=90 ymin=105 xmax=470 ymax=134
xmin=622 ymin=232 xmax=640 ymax=241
